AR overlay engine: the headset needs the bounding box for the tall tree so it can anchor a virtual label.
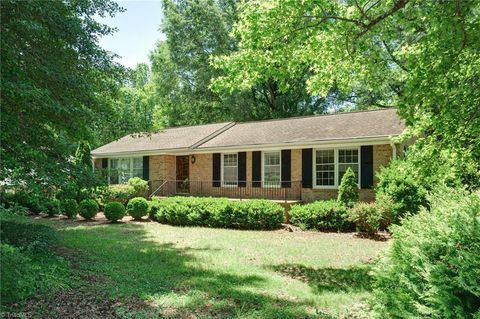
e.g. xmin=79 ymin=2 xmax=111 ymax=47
xmin=151 ymin=0 xmax=331 ymax=127
xmin=0 ymin=0 xmax=124 ymax=186
xmin=93 ymin=63 xmax=158 ymax=146
xmin=212 ymin=0 xmax=480 ymax=186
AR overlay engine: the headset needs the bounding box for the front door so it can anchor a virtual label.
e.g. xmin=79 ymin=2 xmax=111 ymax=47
xmin=176 ymin=156 xmax=189 ymax=193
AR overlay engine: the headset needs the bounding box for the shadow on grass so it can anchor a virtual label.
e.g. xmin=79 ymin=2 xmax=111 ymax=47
xmin=271 ymin=264 xmax=372 ymax=294
xmin=30 ymin=222 xmax=321 ymax=319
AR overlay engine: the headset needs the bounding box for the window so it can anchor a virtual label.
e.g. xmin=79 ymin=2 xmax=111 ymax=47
xmin=108 ymin=157 xmax=143 ymax=184
xmin=222 ymin=153 xmax=238 ymax=186
xmin=338 ymin=149 xmax=359 ymax=182
xmin=132 ymin=157 xmax=143 ymax=178
xmin=313 ymin=148 xmax=359 ymax=188
xmin=315 ymin=149 xmax=335 ymax=186
xmin=263 ymin=151 xmax=281 ymax=187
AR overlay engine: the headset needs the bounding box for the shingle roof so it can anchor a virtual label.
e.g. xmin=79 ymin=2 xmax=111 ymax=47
xmin=91 ymin=108 xmax=405 ymax=156
xmin=198 ymin=108 xmax=405 ymax=149
xmin=91 ymin=122 xmax=233 ymax=156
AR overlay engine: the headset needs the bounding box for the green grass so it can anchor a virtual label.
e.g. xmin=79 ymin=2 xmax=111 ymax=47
xmin=40 ymin=220 xmax=389 ymax=318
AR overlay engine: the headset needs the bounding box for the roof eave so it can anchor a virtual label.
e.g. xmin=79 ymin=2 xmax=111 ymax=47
xmin=91 ymin=147 xmax=192 ymax=159
xmin=91 ymin=135 xmax=400 ymax=158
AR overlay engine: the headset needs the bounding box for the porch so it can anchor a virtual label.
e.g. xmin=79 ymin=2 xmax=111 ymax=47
xmin=148 ymin=180 xmax=303 ymax=203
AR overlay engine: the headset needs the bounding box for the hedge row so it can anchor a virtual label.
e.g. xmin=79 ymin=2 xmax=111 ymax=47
xmin=289 ymin=200 xmax=354 ymax=232
xmin=150 ymin=197 xmax=284 ymax=230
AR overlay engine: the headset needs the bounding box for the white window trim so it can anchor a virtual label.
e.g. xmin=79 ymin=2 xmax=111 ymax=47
xmin=312 ymin=147 xmax=361 ymax=189
xmin=262 ymin=150 xmax=282 ymax=188
xmin=221 ymin=152 xmax=238 ymax=187
xmin=108 ymin=157 xmax=143 ymax=184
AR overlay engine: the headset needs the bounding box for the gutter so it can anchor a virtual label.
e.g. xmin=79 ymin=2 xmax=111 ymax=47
xmin=91 ymin=135 xmax=399 ymax=158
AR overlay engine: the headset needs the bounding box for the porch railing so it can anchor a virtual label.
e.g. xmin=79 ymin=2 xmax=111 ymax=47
xmin=149 ymin=180 xmax=302 ymax=202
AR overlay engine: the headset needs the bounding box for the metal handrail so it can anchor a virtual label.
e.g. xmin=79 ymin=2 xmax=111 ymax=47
xmin=148 ymin=179 xmax=302 ymax=202
xmin=149 ymin=180 xmax=168 ymax=197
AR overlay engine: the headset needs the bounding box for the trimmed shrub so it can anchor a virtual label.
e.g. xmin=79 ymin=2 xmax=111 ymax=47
xmin=128 ymin=177 xmax=149 ymax=197
xmin=371 ymin=189 xmax=480 ymax=318
xmin=337 ymin=167 xmax=359 ymax=207
xmin=127 ymin=197 xmax=149 ymax=220
xmin=375 ymin=160 xmax=428 ymax=224
xmin=45 ymin=198 xmax=61 ymax=216
xmin=106 ymin=184 xmax=136 ymax=204
xmin=78 ymin=199 xmax=98 ymax=220
xmin=348 ymin=202 xmax=383 ymax=235
xmin=104 ymin=201 xmax=126 ymax=222
xmin=287 ymin=200 xmax=353 ymax=232
xmin=153 ymin=197 xmax=284 ymax=230
xmin=61 ymin=199 xmax=78 ymax=219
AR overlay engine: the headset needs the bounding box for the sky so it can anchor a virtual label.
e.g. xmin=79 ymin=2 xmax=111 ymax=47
xmin=96 ymin=0 xmax=165 ymax=69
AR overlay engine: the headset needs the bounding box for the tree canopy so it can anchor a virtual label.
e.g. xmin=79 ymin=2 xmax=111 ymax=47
xmin=212 ymin=0 xmax=480 ymax=187
xmin=150 ymin=0 xmax=335 ymax=127
xmin=0 ymin=0 xmax=124 ymax=185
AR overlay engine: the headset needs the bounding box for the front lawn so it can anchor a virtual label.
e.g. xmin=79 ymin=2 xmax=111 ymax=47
xmin=15 ymin=218 xmax=388 ymax=318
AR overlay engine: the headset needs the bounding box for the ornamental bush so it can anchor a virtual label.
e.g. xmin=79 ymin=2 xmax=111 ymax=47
xmin=104 ymin=201 xmax=125 ymax=222
xmin=348 ymin=202 xmax=383 ymax=235
xmin=153 ymin=197 xmax=284 ymax=230
xmin=128 ymin=177 xmax=149 ymax=197
xmin=337 ymin=167 xmax=359 ymax=207
xmin=376 ymin=160 xmax=428 ymax=224
xmin=45 ymin=198 xmax=61 ymax=216
xmin=127 ymin=197 xmax=149 ymax=220
xmin=61 ymin=199 xmax=78 ymax=219
xmin=289 ymin=200 xmax=353 ymax=232
xmin=106 ymin=184 xmax=136 ymax=204
xmin=371 ymin=189 xmax=480 ymax=318
xmin=78 ymin=199 xmax=98 ymax=220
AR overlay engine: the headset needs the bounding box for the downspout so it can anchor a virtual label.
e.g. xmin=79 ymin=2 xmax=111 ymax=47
xmin=389 ymin=136 xmax=397 ymax=160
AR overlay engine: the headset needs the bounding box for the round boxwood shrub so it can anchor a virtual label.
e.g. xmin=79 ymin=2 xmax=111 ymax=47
xmin=45 ymin=198 xmax=61 ymax=216
xmin=127 ymin=197 xmax=149 ymax=220
xmin=78 ymin=199 xmax=98 ymax=220
xmin=104 ymin=201 xmax=126 ymax=222
xmin=61 ymin=199 xmax=78 ymax=219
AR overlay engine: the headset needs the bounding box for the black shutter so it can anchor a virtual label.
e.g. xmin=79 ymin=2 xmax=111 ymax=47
xmin=212 ymin=153 xmax=221 ymax=187
xmin=101 ymin=158 xmax=108 ymax=181
xmin=102 ymin=158 xmax=108 ymax=169
xmin=238 ymin=152 xmax=246 ymax=187
xmin=143 ymin=156 xmax=149 ymax=181
xmin=361 ymin=145 xmax=374 ymax=189
xmin=252 ymin=151 xmax=262 ymax=187
xmin=281 ymin=150 xmax=291 ymax=188
xmin=302 ymin=149 xmax=313 ymax=188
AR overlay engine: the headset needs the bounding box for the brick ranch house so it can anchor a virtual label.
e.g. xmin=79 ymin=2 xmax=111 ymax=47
xmin=91 ymin=108 xmax=406 ymax=202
